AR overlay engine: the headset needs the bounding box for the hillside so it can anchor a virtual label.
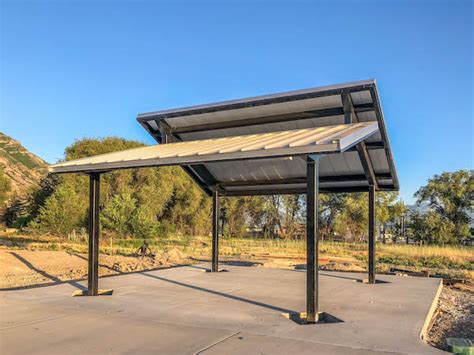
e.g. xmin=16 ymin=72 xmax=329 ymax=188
xmin=0 ymin=132 xmax=48 ymax=198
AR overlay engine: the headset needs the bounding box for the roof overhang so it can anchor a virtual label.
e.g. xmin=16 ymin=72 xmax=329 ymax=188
xmin=50 ymin=122 xmax=380 ymax=194
xmin=135 ymin=79 xmax=398 ymax=195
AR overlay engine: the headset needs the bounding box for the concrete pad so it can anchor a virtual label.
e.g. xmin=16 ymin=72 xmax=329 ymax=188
xmin=0 ymin=264 xmax=444 ymax=354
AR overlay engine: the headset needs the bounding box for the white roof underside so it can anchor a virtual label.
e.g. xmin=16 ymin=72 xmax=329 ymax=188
xmin=50 ymin=123 xmax=378 ymax=187
xmin=136 ymin=80 xmax=398 ymax=195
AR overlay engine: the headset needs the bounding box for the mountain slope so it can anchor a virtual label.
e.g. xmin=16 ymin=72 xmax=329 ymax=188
xmin=0 ymin=132 xmax=48 ymax=197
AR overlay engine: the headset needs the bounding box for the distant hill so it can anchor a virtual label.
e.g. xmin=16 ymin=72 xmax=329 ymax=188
xmin=0 ymin=132 xmax=48 ymax=198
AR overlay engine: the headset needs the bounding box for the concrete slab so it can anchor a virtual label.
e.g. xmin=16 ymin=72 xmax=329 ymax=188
xmin=0 ymin=264 xmax=444 ymax=354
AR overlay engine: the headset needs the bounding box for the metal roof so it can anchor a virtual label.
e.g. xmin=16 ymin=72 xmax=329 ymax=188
xmin=136 ymin=79 xmax=398 ymax=195
xmin=50 ymin=123 xmax=378 ymax=190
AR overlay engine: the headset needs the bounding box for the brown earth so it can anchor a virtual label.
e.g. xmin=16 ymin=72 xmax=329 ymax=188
xmin=427 ymin=284 xmax=474 ymax=351
xmin=0 ymin=248 xmax=187 ymax=289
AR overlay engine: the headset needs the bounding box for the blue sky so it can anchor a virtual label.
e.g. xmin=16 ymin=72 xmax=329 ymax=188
xmin=1 ymin=0 xmax=472 ymax=203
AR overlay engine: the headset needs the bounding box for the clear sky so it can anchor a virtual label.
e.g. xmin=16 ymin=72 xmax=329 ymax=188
xmin=1 ymin=0 xmax=472 ymax=203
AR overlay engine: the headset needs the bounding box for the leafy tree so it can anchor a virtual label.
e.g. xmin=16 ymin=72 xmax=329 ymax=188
xmin=334 ymin=193 xmax=368 ymax=242
xmin=319 ymin=193 xmax=347 ymax=240
xmin=408 ymin=210 xmax=456 ymax=245
xmin=376 ymin=192 xmax=398 ymax=243
xmin=415 ymin=170 xmax=473 ymax=242
xmin=31 ymin=182 xmax=88 ymax=235
xmin=101 ymin=193 xmax=138 ymax=236
xmin=388 ymin=200 xmax=409 ymax=243
xmin=0 ymin=166 xmax=11 ymax=207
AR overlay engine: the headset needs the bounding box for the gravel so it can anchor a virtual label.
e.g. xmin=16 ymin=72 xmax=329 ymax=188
xmin=427 ymin=284 xmax=474 ymax=351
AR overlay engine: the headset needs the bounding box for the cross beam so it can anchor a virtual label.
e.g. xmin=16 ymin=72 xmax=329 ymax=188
xmin=144 ymin=104 xmax=374 ymax=136
xmin=342 ymin=93 xmax=378 ymax=189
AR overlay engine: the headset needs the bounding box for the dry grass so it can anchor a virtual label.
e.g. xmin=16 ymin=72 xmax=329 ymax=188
xmin=1 ymin=231 xmax=472 ymax=281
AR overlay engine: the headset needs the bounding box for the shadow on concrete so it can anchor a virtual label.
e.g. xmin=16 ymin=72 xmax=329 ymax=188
xmin=185 ymin=264 xmax=210 ymax=271
xmin=7 ymin=252 xmax=87 ymax=292
xmin=190 ymin=257 xmax=263 ymax=267
xmin=293 ymin=269 xmax=391 ymax=284
xmin=0 ymin=261 xmax=191 ymax=292
xmin=141 ymin=271 xmax=296 ymax=314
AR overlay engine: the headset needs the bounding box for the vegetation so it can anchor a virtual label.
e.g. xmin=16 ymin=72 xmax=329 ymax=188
xmin=0 ymin=166 xmax=11 ymax=207
xmin=413 ymin=170 xmax=473 ymax=244
xmin=1 ymin=137 xmax=472 ymax=251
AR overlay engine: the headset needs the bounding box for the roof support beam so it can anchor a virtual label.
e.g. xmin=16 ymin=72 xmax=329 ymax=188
xmin=220 ymin=173 xmax=392 ymax=187
xmin=88 ymin=173 xmax=100 ymax=296
xmin=368 ymin=184 xmax=376 ymax=283
xmin=306 ymin=155 xmax=320 ymax=323
xmin=223 ymin=184 xmax=396 ymax=196
xmin=211 ymin=187 xmax=220 ymax=272
xmin=159 ymin=124 xmax=218 ymax=196
xmin=345 ymin=141 xmax=384 ymax=152
xmin=342 ymin=93 xmax=378 ymax=189
xmin=151 ymin=104 xmax=373 ymax=136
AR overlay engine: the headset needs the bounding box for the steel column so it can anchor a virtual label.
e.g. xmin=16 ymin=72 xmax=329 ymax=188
xmin=88 ymin=173 xmax=100 ymax=296
xmin=211 ymin=188 xmax=219 ymax=272
xmin=368 ymin=184 xmax=376 ymax=284
xmin=306 ymin=156 xmax=320 ymax=322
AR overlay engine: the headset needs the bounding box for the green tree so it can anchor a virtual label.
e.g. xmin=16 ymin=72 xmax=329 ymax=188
xmin=0 ymin=166 xmax=11 ymax=207
xmin=414 ymin=170 xmax=473 ymax=242
xmin=408 ymin=210 xmax=456 ymax=245
xmin=319 ymin=193 xmax=347 ymax=240
xmin=334 ymin=193 xmax=368 ymax=242
xmin=100 ymin=193 xmax=138 ymax=236
xmin=31 ymin=182 xmax=88 ymax=235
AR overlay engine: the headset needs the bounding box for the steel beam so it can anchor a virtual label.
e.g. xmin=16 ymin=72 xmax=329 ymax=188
xmin=223 ymin=184 xmax=396 ymax=196
xmin=306 ymin=156 xmax=320 ymax=323
xmin=88 ymin=173 xmax=100 ymax=296
xmin=220 ymin=173 xmax=393 ymax=187
xmin=342 ymin=92 xmax=379 ymax=189
xmin=368 ymin=184 xmax=376 ymax=283
xmin=211 ymin=187 xmax=220 ymax=272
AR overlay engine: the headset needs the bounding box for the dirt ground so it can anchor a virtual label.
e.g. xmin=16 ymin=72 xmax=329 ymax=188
xmin=427 ymin=284 xmax=474 ymax=351
xmin=0 ymin=249 xmax=187 ymax=289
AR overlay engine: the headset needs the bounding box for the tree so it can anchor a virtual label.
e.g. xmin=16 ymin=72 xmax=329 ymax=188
xmin=31 ymin=182 xmax=88 ymax=235
xmin=388 ymin=200 xmax=409 ymax=243
xmin=334 ymin=193 xmax=368 ymax=242
xmin=375 ymin=192 xmax=398 ymax=243
xmin=0 ymin=166 xmax=11 ymax=206
xmin=408 ymin=210 xmax=456 ymax=245
xmin=415 ymin=170 xmax=473 ymax=242
xmin=319 ymin=193 xmax=347 ymax=240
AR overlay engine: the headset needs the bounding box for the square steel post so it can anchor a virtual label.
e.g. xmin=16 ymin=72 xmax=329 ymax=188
xmin=368 ymin=184 xmax=376 ymax=284
xmin=88 ymin=173 xmax=100 ymax=296
xmin=306 ymin=156 xmax=320 ymax=323
xmin=211 ymin=187 xmax=219 ymax=272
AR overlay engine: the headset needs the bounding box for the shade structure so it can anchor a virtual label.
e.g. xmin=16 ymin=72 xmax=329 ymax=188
xmin=48 ymin=80 xmax=394 ymax=319
xmin=50 ymin=122 xmax=378 ymax=182
xmin=137 ymin=79 xmax=398 ymax=195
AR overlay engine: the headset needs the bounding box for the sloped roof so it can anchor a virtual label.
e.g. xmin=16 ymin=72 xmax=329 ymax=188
xmin=50 ymin=123 xmax=378 ymax=196
xmin=136 ymin=79 xmax=398 ymax=195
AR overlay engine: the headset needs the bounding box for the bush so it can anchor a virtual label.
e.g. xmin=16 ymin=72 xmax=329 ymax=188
xmin=31 ymin=182 xmax=87 ymax=236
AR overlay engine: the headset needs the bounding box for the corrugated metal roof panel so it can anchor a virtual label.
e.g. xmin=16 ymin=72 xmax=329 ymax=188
xmin=50 ymin=122 xmax=378 ymax=174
